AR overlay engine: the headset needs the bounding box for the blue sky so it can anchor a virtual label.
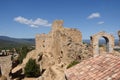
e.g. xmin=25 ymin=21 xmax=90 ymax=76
xmin=0 ymin=0 xmax=120 ymax=39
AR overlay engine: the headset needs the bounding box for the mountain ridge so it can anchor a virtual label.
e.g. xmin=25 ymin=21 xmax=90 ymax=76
xmin=0 ymin=36 xmax=35 ymax=49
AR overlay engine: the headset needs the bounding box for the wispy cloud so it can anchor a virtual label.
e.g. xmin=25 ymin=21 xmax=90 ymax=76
xmin=98 ymin=21 xmax=104 ymax=24
xmin=14 ymin=16 xmax=51 ymax=28
xmin=88 ymin=12 xmax=100 ymax=19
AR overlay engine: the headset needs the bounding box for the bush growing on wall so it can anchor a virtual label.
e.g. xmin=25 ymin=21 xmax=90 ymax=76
xmin=24 ymin=58 xmax=40 ymax=77
xmin=67 ymin=60 xmax=79 ymax=69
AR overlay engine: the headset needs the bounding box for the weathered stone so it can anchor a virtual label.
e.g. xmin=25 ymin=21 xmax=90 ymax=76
xmin=12 ymin=20 xmax=93 ymax=80
xmin=118 ymin=30 xmax=120 ymax=46
xmin=0 ymin=56 xmax=12 ymax=80
xmin=35 ymin=20 xmax=83 ymax=65
xmin=90 ymin=31 xmax=114 ymax=56
xmin=0 ymin=75 xmax=7 ymax=80
xmin=0 ymin=20 xmax=120 ymax=80
xmin=0 ymin=66 xmax=1 ymax=77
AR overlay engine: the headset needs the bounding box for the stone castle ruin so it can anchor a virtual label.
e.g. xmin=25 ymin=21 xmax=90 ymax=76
xmin=36 ymin=20 xmax=82 ymax=51
xmin=32 ymin=21 xmax=118 ymax=80
xmin=90 ymin=31 xmax=114 ymax=55
xmin=14 ymin=20 xmax=85 ymax=80
xmin=10 ymin=20 xmax=118 ymax=80
xmin=36 ymin=20 xmax=116 ymax=60
xmin=36 ymin=20 xmax=82 ymax=63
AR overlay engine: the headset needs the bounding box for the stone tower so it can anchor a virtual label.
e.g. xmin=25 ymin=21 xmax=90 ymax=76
xmin=52 ymin=20 xmax=64 ymax=31
xmin=35 ymin=20 xmax=82 ymax=58
xmin=0 ymin=66 xmax=1 ymax=77
xmin=118 ymin=30 xmax=120 ymax=46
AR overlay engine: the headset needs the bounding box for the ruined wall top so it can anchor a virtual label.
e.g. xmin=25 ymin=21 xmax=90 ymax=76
xmin=52 ymin=20 xmax=64 ymax=31
xmin=35 ymin=20 xmax=82 ymax=53
xmin=91 ymin=31 xmax=114 ymax=38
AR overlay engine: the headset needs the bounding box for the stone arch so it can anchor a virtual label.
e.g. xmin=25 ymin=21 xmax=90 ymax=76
xmin=90 ymin=31 xmax=114 ymax=55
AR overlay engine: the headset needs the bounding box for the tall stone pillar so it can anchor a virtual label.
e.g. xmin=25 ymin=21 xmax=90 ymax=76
xmin=0 ymin=66 xmax=2 ymax=77
xmin=118 ymin=30 xmax=120 ymax=46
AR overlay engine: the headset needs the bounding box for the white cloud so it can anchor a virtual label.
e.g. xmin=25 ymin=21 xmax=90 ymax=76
xmin=98 ymin=21 xmax=104 ymax=24
xmin=14 ymin=16 xmax=51 ymax=28
xmin=88 ymin=12 xmax=100 ymax=19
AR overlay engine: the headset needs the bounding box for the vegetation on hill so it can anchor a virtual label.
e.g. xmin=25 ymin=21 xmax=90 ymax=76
xmin=18 ymin=46 xmax=31 ymax=64
xmin=0 ymin=36 xmax=35 ymax=49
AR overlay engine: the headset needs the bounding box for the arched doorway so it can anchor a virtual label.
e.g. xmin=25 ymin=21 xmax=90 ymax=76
xmin=98 ymin=36 xmax=109 ymax=53
xmin=90 ymin=31 xmax=114 ymax=55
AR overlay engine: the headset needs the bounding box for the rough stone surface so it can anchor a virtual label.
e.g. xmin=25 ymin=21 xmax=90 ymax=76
xmin=13 ymin=20 xmax=92 ymax=80
xmin=35 ymin=20 xmax=84 ymax=68
xmin=90 ymin=31 xmax=114 ymax=55
xmin=0 ymin=66 xmax=1 ymax=77
xmin=0 ymin=56 xmax=12 ymax=80
xmin=65 ymin=54 xmax=120 ymax=80
xmin=10 ymin=20 xmax=120 ymax=80
xmin=0 ymin=75 xmax=7 ymax=80
xmin=118 ymin=30 xmax=120 ymax=46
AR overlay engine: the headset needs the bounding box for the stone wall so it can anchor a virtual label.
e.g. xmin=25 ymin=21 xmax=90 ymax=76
xmin=118 ymin=30 xmax=120 ymax=46
xmin=36 ymin=34 xmax=52 ymax=53
xmin=0 ymin=56 xmax=12 ymax=80
xmin=12 ymin=20 xmax=93 ymax=80
xmin=35 ymin=20 xmax=82 ymax=58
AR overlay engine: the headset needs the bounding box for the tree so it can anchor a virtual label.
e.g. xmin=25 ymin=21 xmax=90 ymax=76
xmin=18 ymin=46 xmax=29 ymax=63
xmin=24 ymin=58 xmax=40 ymax=77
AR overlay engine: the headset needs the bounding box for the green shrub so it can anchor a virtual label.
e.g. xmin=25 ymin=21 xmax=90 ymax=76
xmin=67 ymin=61 xmax=79 ymax=69
xmin=18 ymin=46 xmax=29 ymax=64
xmin=24 ymin=58 xmax=40 ymax=77
xmin=83 ymin=42 xmax=86 ymax=44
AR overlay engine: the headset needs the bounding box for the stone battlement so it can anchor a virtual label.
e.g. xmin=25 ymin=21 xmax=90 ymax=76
xmin=52 ymin=20 xmax=64 ymax=31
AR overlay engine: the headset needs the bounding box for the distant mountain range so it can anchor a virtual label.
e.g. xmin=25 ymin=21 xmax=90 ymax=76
xmin=0 ymin=36 xmax=35 ymax=49
xmin=0 ymin=36 xmax=119 ymax=49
